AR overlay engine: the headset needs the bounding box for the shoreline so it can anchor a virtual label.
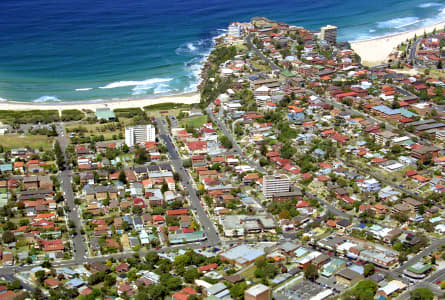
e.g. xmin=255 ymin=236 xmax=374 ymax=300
xmin=350 ymin=20 xmax=445 ymax=66
xmin=0 ymin=31 xmax=225 ymax=112
xmin=0 ymin=92 xmax=201 ymax=111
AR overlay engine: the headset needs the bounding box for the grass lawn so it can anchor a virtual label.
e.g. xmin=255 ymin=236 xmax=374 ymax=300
xmin=251 ymin=59 xmax=272 ymax=72
xmin=180 ymin=115 xmax=208 ymax=128
xmin=422 ymin=68 xmax=445 ymax=79
xmin=240 ymin=265 xmax=257 ymax=280
xmin=0 ymin=135 xmax=54 ymax=151
xmin=65 ymin=123 xmax=123 ymax=140
xmin=146 ymin=108 xmax=184 ymax=118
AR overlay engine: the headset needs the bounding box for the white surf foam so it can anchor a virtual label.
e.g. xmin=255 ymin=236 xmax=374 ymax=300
xmin=176 ymin=38 xmax=214 ymax=56
xmin=153 ymin=83 xmax=172 ymax=94
xmin=377 ymin=17 xmax=420 ymax=29
xmin=129 ymin=78 xmax=174 ymax=96
xmin=75 ymin=88 xmax=92 ymax=91
xmin=187 ymin=42 xmax=197 ymax=51
xmin=33 ymin=96 xmax=61 ymax=102
xmin=0 ymin=97 xmax=7 ymax=102
xmin=418 ymin=2 xmax=442 ymax=8
xmin=100 ymin=78 xmax=173 ymax=89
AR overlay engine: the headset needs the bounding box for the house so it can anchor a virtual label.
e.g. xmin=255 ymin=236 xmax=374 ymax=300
xmin=198 ymin=263 xmax=218 ymax=273
xmin=23 ymin=176 xmax=39 ymax=190
xmin=278 ymin=241 xmax=299 ymax=256
xmin=204 ymin=282 xmax=228 ymax=297
xmin=89 ymin=262 xmax=110 ymax=274
xmin=44 ymin=278 xmax=61 ymax=289
xmin=335 ymin=268 xmax=364 ymax=286
xmin=41 ymin=239 xmax=64 ymax=252
xmin=152 ymin=215 xmax=165 ymax=225
xmin=311 ymin=253 xmax=329 ymax=268
xmin=336 ymin=219 xmax=352 ymax=230
xmin=376 ymin=280 xmax=407 ymax=298
xmin=116 ymin=263 xmax=130 ymax=273
xmin=2 ymin=252 xmax=13 ymax=266
xmin=403 ymin=197 xmax=422 ymax=214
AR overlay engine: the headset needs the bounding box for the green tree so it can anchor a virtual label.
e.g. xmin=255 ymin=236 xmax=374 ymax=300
xmin=364 ymin=264 xmax=375 ymax=277
xmin=183 ymin=268 xmax=200 ymax=283
xmin=118 ymin=169 xmax=127 ymax=184
xmin=35 ymin=270 xmax=46 ymax=283
xmin=342 ymin=280 xmax=378 ymax=300
xmin=2 ymin=230 xmax=15 ymax=244
xmin=9 ymin=280 xmax=21 ymax=290
xmin=304 ymin=263 xmax=318 ymax=281
xmin=230 ymin=282 xmax=248 ymax=299
xmin=220 ymin=136 xmax=233 ymax=149
xmin=33 ymin=288 xmax=44 ymax=300
xmin=410 ymin=287 xmax=434 ymax=300
xmin=135 ymin=147 xmax=148 ymax=164
xmin=280 ymin=143 xmax=295 ymax=159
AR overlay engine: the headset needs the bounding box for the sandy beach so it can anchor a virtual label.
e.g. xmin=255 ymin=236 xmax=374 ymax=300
xmin=350 ymin=21 xmax=445 ymax=66
xmin=0 ymin=92 xmax=200 ymax=111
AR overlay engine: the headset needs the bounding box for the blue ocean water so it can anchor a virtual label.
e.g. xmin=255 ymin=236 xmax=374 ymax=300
xmin=0 ymin=0 xmax=444 ymax=102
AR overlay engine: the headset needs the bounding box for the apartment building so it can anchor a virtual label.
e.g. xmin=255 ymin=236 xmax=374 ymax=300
xmin=411 ymin=145 xmax=440 ymax=163
xmin=374 ymin=131 xmax=398 ymax=146
xmin=262 ymin=175 xmax=290 ymax=199
xmin=125 ymin=124 xmax=156 ymax=147
xmin=320 ymin=25 xmax=337 ymax=44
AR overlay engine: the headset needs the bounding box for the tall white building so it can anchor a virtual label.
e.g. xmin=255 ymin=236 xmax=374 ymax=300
xmin=262 ymin=175 xmax=290 ymax=199
xmin=125 ymin=124 xmax=156 ymax=147
xmin=228 ymin=23 xmax=242 ymax=38
xmin=320 ymin=25 xmax=338 ymax=44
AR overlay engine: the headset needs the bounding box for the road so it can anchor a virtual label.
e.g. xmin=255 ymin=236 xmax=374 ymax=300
xmin=155 ymin=118 xmax=221 ymax=246
xmin=206 ymin=105 xmax=267 ymax=174
xmin=56 ymin=125 xmax=87 ymax=263
xmin=396 ymin=268 xmax=445 ymax=300
xmin=392 ymin=239 xmax=445 ymax=277
xmin=246 ymin=34 xmax=282 ymax=71
xmin=305 ymin=192 xmax=355 ymax=220
xmin=408 ymin=38 xmax=422 ymax=65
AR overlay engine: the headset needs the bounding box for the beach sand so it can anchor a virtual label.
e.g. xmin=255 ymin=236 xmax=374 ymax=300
xmin=350 ymin=21 xmax=445 ymax=66
xmin=0 ymin=92 xmax=200 ymax=111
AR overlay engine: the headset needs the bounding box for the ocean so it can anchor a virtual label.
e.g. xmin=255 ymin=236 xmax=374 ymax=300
xmin=0 ymin=0 xmax=444 ymax=102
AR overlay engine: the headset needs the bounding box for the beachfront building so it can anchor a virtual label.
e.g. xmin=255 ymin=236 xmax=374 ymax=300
xmin=320 ymin=25 xmax=337 ymax=44
xmin=125 ymin=124 xmax=156 ymax=147
xmin=262 ymin=175 xmax=290 ymax=200
xmin=228 ymin=23 xmax=242 ymax=38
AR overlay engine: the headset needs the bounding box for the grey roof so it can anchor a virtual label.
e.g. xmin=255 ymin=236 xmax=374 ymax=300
xmin=337 ymin=219 xmax=351 ymax=227
xmin=279 ymin=241 xmax=299 ymax=253
xmin=336 ymin=268 xmax=361 ymax=280
xmin=206 ymin=282 xmax=227 ymax=295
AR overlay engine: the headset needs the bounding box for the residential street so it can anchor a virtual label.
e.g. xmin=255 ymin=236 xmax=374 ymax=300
xmin=156 ymin=118 xmax=221 ymax=246
xmin=56 ymin=125 xmax=87 ymax=263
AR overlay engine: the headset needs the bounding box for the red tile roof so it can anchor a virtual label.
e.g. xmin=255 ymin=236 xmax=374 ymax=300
xmin=198 ymin=263 xmax=218 ymax=272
